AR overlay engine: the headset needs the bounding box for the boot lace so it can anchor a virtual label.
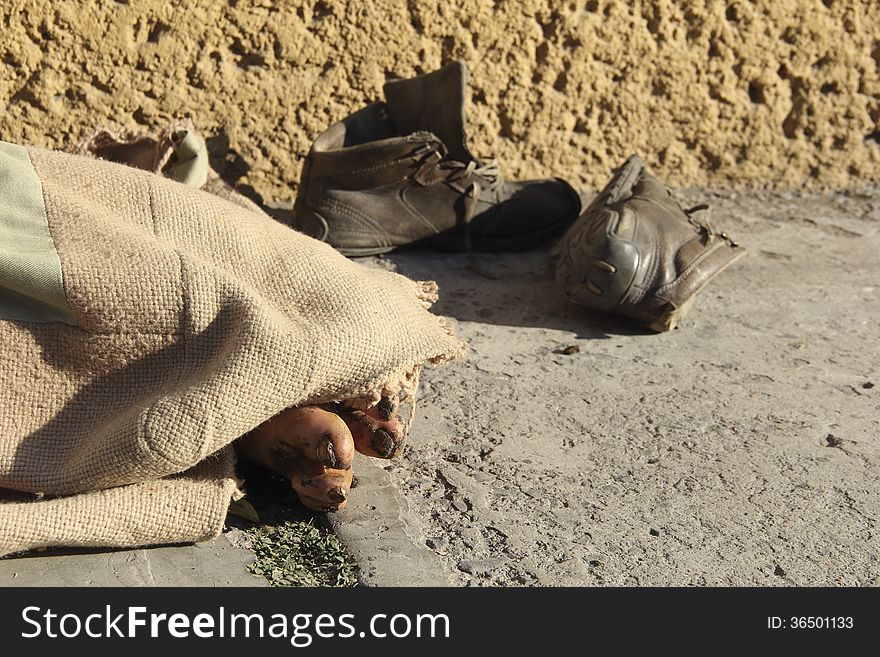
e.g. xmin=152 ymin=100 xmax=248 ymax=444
xmin=684 ymin=203 xmax=740 ymax=248
xmin=413 ymin=144 xmax=503 ymax=274
xmin=450 ymin=159 xmax=502 ymax=255
xmin=448 ymin=158 xmax=502 ymax=189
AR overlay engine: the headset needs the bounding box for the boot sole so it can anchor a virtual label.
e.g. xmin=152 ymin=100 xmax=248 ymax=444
xmin=330 ymin=218 xmax=576 ymax=257
xmin=336 ymin=244 xmax=399 ymax=257
xmin=332 ymin=225 xmax=572 ymax=257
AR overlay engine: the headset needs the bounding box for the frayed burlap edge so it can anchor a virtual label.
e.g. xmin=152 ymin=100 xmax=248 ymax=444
xmin=0 ymin=447 xmax=239 ymax=558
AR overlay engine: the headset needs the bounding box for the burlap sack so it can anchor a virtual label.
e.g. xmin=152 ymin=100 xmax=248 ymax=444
xmin=0 ymin=139 xmax=463 ymax=557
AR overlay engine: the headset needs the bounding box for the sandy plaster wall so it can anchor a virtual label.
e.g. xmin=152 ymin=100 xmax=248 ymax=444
xmin=1 ymin=0 xmax=877 ymax=202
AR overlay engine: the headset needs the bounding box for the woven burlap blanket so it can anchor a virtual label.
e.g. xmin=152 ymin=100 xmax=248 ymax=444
xmin=0 ymin=127 xmax=463 ymax=557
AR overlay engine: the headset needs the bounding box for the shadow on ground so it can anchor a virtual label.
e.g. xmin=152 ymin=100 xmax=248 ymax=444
xmin=383 ymin=248 xmax=651 ymax=338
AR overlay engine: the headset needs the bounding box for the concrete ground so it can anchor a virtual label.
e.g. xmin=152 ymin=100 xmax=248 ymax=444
xmin=372 ymin=187 xmax=880 ymax=586
xmin=1 ymin=188 xmax=877 ymax=586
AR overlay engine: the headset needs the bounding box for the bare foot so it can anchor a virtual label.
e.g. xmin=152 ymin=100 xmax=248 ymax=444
xmin=237 ymin=406 xmax=354 ymax=512
xmin=325 ymin=394 xmax=408 ymax=459
xmin=236 ymin=392 xmax=408 ymax=512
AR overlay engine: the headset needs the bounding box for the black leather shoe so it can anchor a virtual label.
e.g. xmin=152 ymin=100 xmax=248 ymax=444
xmin=294 ymin=61 xmax=580 ymax=255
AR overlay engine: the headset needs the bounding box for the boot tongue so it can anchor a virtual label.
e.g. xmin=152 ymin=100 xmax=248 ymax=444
xmin=383 ymin=60 xmax=473 ymax=163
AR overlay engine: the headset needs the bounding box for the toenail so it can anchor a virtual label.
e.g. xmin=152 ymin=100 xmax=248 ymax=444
xmin=328 ymin=487 xmax=347 ymax=503
xmin=316 ymin=434 xmax=338 ymax=468
xmin=372 ymin=429 xmax=396 ymax=457
xmin=377 ymin=396 xmax=396 ymax=420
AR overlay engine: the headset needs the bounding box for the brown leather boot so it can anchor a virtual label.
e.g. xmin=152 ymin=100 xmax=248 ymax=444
xmin=552 ymin=155 xmax=746 ymax=332
xmin=294 ymin=61 xmax=580 ymax=255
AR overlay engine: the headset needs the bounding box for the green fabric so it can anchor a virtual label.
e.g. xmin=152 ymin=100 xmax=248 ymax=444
xmin=164 ymin=131 xmax=209 ymax=188
xmin=0 ymin=141 xmax=77 ymax=325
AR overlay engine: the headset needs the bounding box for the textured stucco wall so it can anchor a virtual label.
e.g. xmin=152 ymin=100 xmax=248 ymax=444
xmin=1 ymin=0 xmax=877 ymax=203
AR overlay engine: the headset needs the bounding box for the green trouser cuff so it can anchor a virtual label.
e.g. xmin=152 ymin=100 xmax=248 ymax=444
xmin=0 ymin=141 xmax=77 ymax=326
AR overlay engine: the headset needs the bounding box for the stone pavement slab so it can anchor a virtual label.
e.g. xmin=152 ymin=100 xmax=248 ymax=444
xmin=0 ymin=534 xmax=267 ymax=587
xmin=326 ymin=453 xmax=453 ymax=586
